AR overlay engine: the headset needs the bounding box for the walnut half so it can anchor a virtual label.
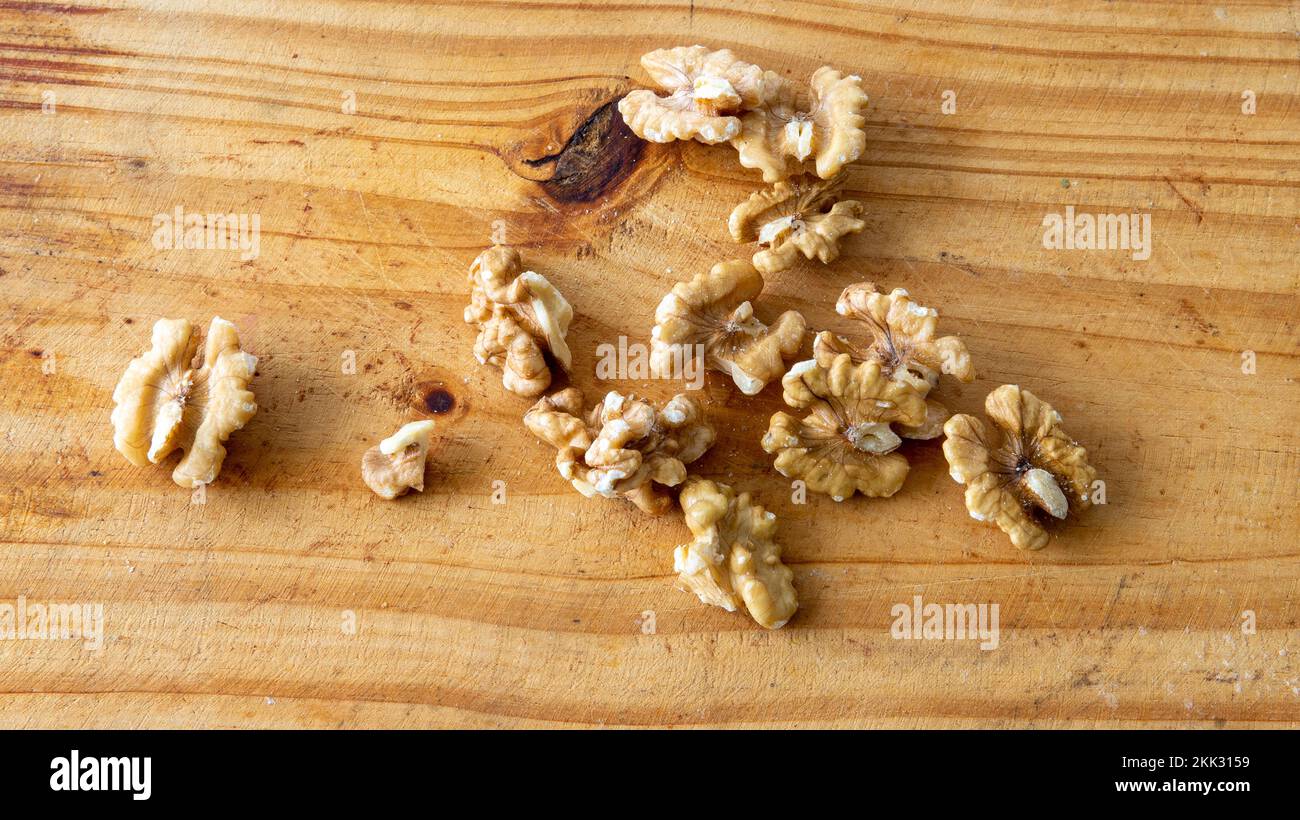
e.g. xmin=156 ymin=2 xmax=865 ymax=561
xmin=362 ymin=420 xmax=436 ymax=500
xmin=651 ymin=260 xmax=806 ymax=395
xmin=728 ymin=175 xmax=865 ymax=274
xmin=464 ymin=245 xmax=573 ymax=398
xmin=618 ymin=45 xmax=770 ymax=144
xmin=524 ymin=388 xmax=715 ymax=515
xmin=761 ymin=353 xmax=928 ymax=501
xmin=110 ymin=317 xmax=257 ymax=488
xmin=942 ymin=385 xmax=1098 ymax=550
xmin=732 ymin=66 xmax=869 ymax=182
xmin=814 ymin=283 xmax=974 ymax=439
xmin=673 ymin=477 xmax=797 ymax=629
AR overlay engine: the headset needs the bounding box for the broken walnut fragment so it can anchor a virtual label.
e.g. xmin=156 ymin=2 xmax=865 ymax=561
xmin=464 ymin=245 xmax=573 ymax=398
xmin=674 ymin=478 xmax=797 ymax=630
xmin=110 ymin=317 xmax=257 ymax=488
xmin=732 ymin=66 xmax=869 ymax=182
xmin=651 ymin=260 xmax=806 ymax=395
xmin=524 ymin=388 xmax=715 ymax=515
xmin=728 ymin=175 xmax=865 ymax=274
xmin=362 ymin=420 xmax=436 ymax=500
xmin=814 ymin=283 xmax=974 ymax=440
xmin=942 ymin=385 xmax=1098 ymax=550
xmin=761 ymin=354 xmax=928 ymax=502
xmin=618 ymin=45 xmax=770 ymax=144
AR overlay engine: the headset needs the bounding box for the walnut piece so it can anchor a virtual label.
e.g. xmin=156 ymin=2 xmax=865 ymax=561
xmin=732 ymin=66 xmax=869 ymax=182
xmin=728 ymin=175 xmax=865 ymax=274
xmin=618 ymin=45 xmax=769 ymax=144
xmin=651 ymin=260 xmax=806 ymax=395
xmin=464 ymin=245 xmax=573 ymax=398
xmin=761 ymin=354 xmax=928 ymax=501
xmin=110 ymin=317 xmax=257 ymax=488
xmin=524 ymin=388 xmax=715 ymax=515
xmin=942 ymin=385 xmax=1098 ymax=550
xmin=673 ymin=478 xmax=797 ymax=629
xmin=362 ymin=420 xmax=436 ymax=500
xmin=814 ymin=283 xmax=974 ymax=440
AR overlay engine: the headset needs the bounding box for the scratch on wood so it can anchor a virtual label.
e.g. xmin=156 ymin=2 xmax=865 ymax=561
xmin=1163 ymin=177 xmax=1204 ymax=225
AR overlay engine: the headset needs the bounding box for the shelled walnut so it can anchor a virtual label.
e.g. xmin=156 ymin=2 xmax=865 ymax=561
xmin=761 ymin=354 xmax=928 ymax=501
xmin=464 ymin=245 xmax=573 ymax=398
xmin=673 ymin=478 xmax=797 ymax=629
xmin=814 ymin=283 xmax=974 ymax=439
xmin=728 ymin=175 xmax=865 ymax=274
xmin=617 ymin=45 xmax=770 ymax=144
xmin=362 ymin=420 xmax=436 ymax=500
xmin=110 ymin=317 xmax=258 ymax=488
xmin=524 ymin=388 xmax=715 ymax=515
xmin=732 ymin=67 xmax=869 ymax=182
xmin=651 ymin=260 xmax=806 ymax=395
xmin=943 ymin=385 xmax=1098 ymax=550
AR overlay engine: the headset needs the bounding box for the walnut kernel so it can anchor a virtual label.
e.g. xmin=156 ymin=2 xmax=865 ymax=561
xmin=651 ymin=260 xmax=806 ymax=395
xmin=673 ymin=477 xmax=797 ymax=629
xmin=362 ymin=420 xmax=436 ymax=500
xmin=524 ymin=388 xmax=715 ymax=515
xmin=761 ymin=354 xmax=928 ymax=501
xmin=464 ymin=245 xmax=573 ymax=397
xmin=732 ymin=66 xmax=869 ymax=182
xmin=814 ymin=283 xmax=974 ymax=440
xmin=110 ymin=317 xmax=257 ymax=488
xmin=942 ymin=385 xmax=1098 ymax=550
xmin=618 ymin=45 xmax=769 ymax=144
xmin=728 ymin=175 xmax=865 ymax=274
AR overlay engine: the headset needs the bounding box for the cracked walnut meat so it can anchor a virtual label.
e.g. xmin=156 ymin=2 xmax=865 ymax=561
xmin=762 ymin=353 xmax=928 ymax=501
xmin=732 ymin=66 xmax=869 ymax=182
xmin=674 ymin=477 xmax=797 ymax=629
xmin=110 ymin=317 xmax=257 ymax=488
xmin=524 ymin=388 xmax=715 ymax=515
xmin=942 ymin=385 xmax=1098 ymax=550
xmin=618 ymin=45 xmax=770 ymax=144
xmin=814 ymin=283 xmax=974 ymax=439
xmin=362 ymin=420 xmax=436 ymax=500
xmin=651 ymin=260 xmax=806 ymax=395
xmin=728 ymin=175 xmax=865 ymax=274
xmin=464 ymin=245 xmax=573 ymax=398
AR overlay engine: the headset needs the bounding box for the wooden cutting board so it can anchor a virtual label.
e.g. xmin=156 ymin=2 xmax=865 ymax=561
xmin=1 ymin=0 xmax=1297 ymax=728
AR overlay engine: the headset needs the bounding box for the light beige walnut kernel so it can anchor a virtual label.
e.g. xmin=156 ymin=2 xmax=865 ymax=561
xmin=942 ymin=385 xmax=1098 ymax=550
xmin=362 ymin=420 xmax=436 ymax=500
xmin=728 ymin=175 xmax=865 ymax=274
xmin=814 ymin=283 xmax=974 ymax=439
xmin=732 ymin=66 xmax=869 ymax=182
xmin=761 ymin=354 xmax=928 ymax=501
xmin=524 ymin=388 xmax=715 ymax=515
xmin=651 ymin=260 xmax=806 ymax=395
xmin=464 ymin=245 xmax=573 ymax=397
xmin=111 ymin=317 xmax=257 ymax=488
xmin=673 ymin=478 xmax=797 ymax=629
xmin=618 ymin=45 xmax=770 ymax=144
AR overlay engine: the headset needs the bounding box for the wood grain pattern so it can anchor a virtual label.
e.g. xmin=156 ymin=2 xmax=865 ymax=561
xmin=1 ymin=0 xmax=1297 ymax=728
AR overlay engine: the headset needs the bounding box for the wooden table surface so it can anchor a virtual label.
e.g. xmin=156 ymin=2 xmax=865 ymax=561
xmin=1 ymin=0 xmax=1297 ymax=728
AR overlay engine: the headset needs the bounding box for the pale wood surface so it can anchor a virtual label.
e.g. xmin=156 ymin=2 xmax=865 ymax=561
xmin=1 ymin=0 xmax=1297 ymax=728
